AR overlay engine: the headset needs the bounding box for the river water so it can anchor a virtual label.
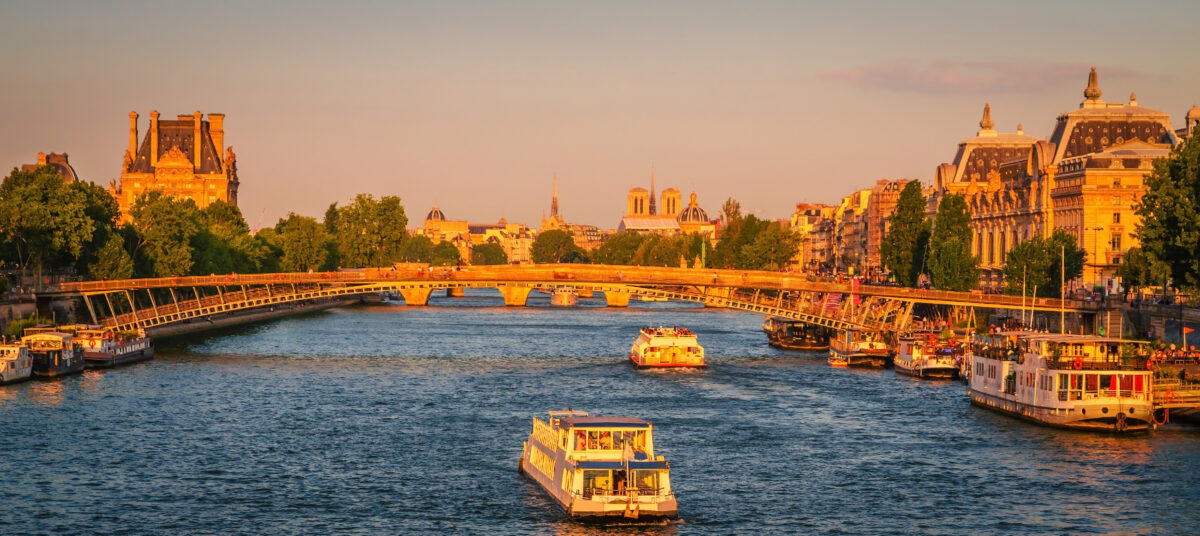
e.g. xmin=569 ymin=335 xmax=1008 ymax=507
xmin=2 ymin=290 xmax=1198 ymax=535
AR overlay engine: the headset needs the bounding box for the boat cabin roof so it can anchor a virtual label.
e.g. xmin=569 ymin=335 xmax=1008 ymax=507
xmin=558 ymin=416 xmax=651 ymax=429
xmin=578 ymin=460 xmax=669 ymax=470
xmin=996 ymin=331 xmax=1144 ymax=345
xmin=21 ymin=331 xmax=72 ymax=341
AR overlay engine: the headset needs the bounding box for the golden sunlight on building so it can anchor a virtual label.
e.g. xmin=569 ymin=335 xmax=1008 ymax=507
xmin=109 ymin=111 xmax=239 ymax=222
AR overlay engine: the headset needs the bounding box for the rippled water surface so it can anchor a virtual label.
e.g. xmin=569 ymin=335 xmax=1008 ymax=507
xmin=3 ymin=290 xmax=1199 ymax=535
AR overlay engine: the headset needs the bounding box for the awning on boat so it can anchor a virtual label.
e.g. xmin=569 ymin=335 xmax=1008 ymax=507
xmin=576 ymin=460 xmax=669 ymax=470
xmin=559 ymin=416 xmax=651 ymax=429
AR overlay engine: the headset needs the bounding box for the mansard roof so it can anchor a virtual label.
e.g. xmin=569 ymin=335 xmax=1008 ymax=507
xmin=128 ymin=117 xmax=224 ymax=174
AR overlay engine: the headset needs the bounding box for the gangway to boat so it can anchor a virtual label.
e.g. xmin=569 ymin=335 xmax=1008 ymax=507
xmin=1151 ymin=379 xmax=1200 ymax=410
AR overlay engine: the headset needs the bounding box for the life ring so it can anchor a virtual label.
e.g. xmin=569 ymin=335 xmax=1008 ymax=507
xmin=1073 ymin=357 xmax=1083 ymax=370
xmin=948 ymin=338 xmax=957 ymax=346
xmin=1147 ymin=360 xmax=1154 ymax=370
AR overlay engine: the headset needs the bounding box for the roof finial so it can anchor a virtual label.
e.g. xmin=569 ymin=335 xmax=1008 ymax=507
xmin=979 ymin=102 xmax=995 ymax=130
xmin=1084 ymin=66 xmax=1102 ymax=101
xmin=1016 ymin=123 xmax=1024 ymax=135
xmin=1129 ymin=92 xmax=1138 ymax=106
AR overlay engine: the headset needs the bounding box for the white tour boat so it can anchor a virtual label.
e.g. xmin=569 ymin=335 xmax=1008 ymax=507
xmin=0 ymin=343 xmax=33 ymax=385
xmin=828 ymin=329 xmax=890 ymax=368
xmin=630 ymin=326 xmax=706 ymax=368
xmin=550 ymin=288 xmax=579 ymax=307
xmin=893 ymin=332 xmax=962 ymax=379
xmin=74 ymin=327 xmax=154 ymax=368
xmin=519 ymin=410 xmax=678 ymax=521
xmin=968 ymin=332 xmax=1153 ymax=433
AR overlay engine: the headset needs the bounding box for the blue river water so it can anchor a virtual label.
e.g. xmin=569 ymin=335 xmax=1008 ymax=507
xmin=2 ymin=289 xmax=1199 ymax=535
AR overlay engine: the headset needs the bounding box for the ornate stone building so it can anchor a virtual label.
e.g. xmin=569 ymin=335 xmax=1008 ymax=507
xmin=930 ymin=68 xmax=1181 ymax=289
xmin=109 ymin=111 xmax=239 ymax=221
xmin=21 ymin=152 xmax=79 ymax=181
xmin=865 ymin=179 xmax=913 ymax=273
xmin=789 ymin=203 xmax=837 ymax=270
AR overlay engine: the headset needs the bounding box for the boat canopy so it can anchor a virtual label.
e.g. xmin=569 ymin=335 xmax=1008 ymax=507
xmin=996 ymin=332 xmax=1146 ymax=345
xmin=559 ymin=416 xmax=651 ymax=429
xmin=577 ymin=460 xmax=669 ymax=470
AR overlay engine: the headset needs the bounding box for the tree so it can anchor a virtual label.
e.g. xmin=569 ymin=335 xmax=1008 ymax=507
xmin=333 ymin=194 xmax=409 ymax=267
xmin=0 ymin=166 xmax=99 ymax=287
xmin=1135 ymin=128 xmax=1200 ymax=292
xmin=1002 ymin=230 xmax=1085 ymax=298
xmin=927 ymin=193 xmax=978 ymax=290
xmin=272 ymin=213 xmax=329 ymax=272
xmin=738 ymin=223 xmax=800 ymax=270
xmin=430 ymin=241 xmax=461 ymax=266
xmin=129 ymin=192 xmax=203 ymax=277
xmin=880 ymin=181 xmax=930 ymax=286
xmin=592 ymin=231 xmax=645 ymax=265
xmin=471 ymin=242 xmax=508 ymax=265
xmin=88 ymin=235 xmax=134 ymax=280
xmin=531 ymin=229 xmax=585 ymax=263
xmin=398 ymin=235 xmax=433 ymax=263
xmin=1117 ymin=246 xmax=1169 ymax=290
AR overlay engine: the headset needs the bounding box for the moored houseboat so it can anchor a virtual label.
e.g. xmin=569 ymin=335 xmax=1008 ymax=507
xmin=968 ymin=332 xmax=1153 ymax=433
xmin=0 ymin=343 xmax=33 ymax=385
xmin=75 ymin=327 xmax=154 ymax=368
xmin=828 ymin=329 xmax=890 ymax=368
xmin=518 ymin=410 xmax=678 ymax=521
xmin=893 ymin=332 xmax=961 ymax=379
xmin=630 ymin=327 xmax=706 ymax=368
xmin=765 ymin=317 xmax=830 ymax=351
xmin=21 ymin=331 xmax=84 ymax=378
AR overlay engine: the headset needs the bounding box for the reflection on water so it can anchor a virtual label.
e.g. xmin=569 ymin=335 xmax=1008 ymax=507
xmin=0 ymin=295 xmax=1198 ymax=535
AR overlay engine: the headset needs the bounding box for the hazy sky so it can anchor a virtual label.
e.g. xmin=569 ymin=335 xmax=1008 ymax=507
xmin=3 ymin=1 xmax=1198 ymax=229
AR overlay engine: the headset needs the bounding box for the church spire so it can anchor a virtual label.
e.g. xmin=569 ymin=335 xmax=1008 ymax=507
xmin=649 ymin=164 xmax=657 ymax=216
xmin=550 ymin=174 xmax=559 ymax=218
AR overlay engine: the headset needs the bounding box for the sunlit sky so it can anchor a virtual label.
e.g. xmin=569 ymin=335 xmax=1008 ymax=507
xmin=2 ymin=1 xmax=1198 ymax=229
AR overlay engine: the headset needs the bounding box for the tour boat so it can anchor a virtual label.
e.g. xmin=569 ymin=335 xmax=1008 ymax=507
xmin=518 ymin=410 xmax=678 ymax=521
xmin=75 ymin=327 xmax=154 ymax=368
xmin=634 ymin=295 xmax=669 ymax=303
xmin=630 ymin=326 xmax=706 ymax=368
xmin=550 ymin=288 xmax=579 ymax=307
xmin=828 ymin=329 xmax=891 ymax=368
xmin=893 ymin=332 xmax=961 ymax=379
xmin=21 ymin=331 xmax=84 ymax=378
xmin=0 ymin=343 xmax=33 ymax=385
xmin=765 ymin=317 xmax=831 ymax=351
xmin=967 ymin=332 xmax=1153 ymax=433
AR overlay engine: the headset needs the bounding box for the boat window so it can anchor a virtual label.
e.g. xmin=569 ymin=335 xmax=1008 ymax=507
xmin=583 ymin=470 xmax=610 ymax=495
xmin=633 ymin=470 xmax=659 ymax=492
xmin=575 ymin=430 xmax=588 ymax=450
xmin=1086 ymin=374 xmax=1098 ymax=392
xmin=599 ymin=431 xmax=613 ymax=450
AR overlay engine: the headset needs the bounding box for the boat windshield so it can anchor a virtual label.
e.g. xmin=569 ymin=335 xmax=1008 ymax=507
xmin=574 ymin=429 xmax=647 ymax=452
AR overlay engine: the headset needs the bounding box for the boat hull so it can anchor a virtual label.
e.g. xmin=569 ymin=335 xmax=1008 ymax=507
xmin=969 ymin=390 xmax=1151 ymax=433
xmin=83 ymin=344 xmax=154 ymax=369
xmin=629 ymin=353 xmax=706 ymax=369
xmin=31 ymin=349 xmax=84 ymax=378
xmin=0 ymin=371 xmax=32 ymax=385
xmin=518 ymin=447 xmax=678 ymax=521
xmin=894 ymin=363 xmax=959 ymax=380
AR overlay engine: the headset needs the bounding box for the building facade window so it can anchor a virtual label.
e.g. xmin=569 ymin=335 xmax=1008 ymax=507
xmin=1113 ymin=212 xmax=1121 ymax=224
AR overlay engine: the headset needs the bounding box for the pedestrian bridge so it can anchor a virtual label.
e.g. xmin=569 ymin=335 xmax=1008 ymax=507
xmin=44 ymin=264 xmax=1090 ymax=334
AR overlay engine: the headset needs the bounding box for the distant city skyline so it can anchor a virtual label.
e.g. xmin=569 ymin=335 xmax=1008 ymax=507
xmin=2 ymin=1 xmax=1198 ymax=228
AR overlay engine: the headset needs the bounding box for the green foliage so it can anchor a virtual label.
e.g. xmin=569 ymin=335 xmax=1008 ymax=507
xmin=6 ymin=316 xmax=43 ymax=337
xmin=88 ymin=234 xmax=134 ymax=280
xmin=1135 ymin=129 xmax=1200 ymax=292
xmin=706 ymin=200 xmax=797 ymax=271
xmin=470 ymin=242 xmax=508 ymax=265
xmin=592 ymin=231 xmax=645 ymax=265
xmin=398 ymin=235 xmax=434 ymax=263
xmin=1002 ymin=230 xmax=1086 ymax=298
xmin=430 ymin=242 xmax=461 ymax=266
xmin=738 ymin=223 xmax=800 ymax=270
xmin=333 ymin=194 xmax=409 ymax=267
xmin=880 ymin=181 xmax=930 ymax=286
xmin=271 ymin=213 xmax=329 ymax=272
xmin=531 ymin=229 xmax=586 ymax=263
xmin=1117 ymin=246 xmax=1169 ymax=289
xmin=927 ymin=193 xmax=978 ymax=290
xmin=129 ymin=192 xmax=203 ymax=277
xmin=0 ymin=166 xmax=101 ymax=286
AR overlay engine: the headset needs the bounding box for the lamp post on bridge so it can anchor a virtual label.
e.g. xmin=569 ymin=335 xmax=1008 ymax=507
xmin=1086 ymin=226 xmax=1105 ymax=294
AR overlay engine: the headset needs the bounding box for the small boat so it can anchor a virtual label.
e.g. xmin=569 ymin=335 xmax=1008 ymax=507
xmin=518 ymin=410 xmax=678 ymax=521
xmin=75 ymin=327 xmax=154 ymax=368
xmin=630 ymin=326 xmax=706 ymax=368
xmin=893 ymin=332 xmax=961 ymax=379
xmin=828 ymin=329 xmax=890 ymax=368
xmin=21 ymin=330 xmax=84 ymax=378
xmin=550 ymin=287 xmax=579 ymax=307
xmin=765 ymin=317 xmax=831 ymax=351
xmin=967 ymin=332 xmax=1153 ymax=433
xmin=0 ymin=343 xmax=33 ymax=385
xmin=634 ymin=295 xmax=668 ymax=303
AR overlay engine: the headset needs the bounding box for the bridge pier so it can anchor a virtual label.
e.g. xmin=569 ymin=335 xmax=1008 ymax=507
xmin=399 ymin=288 xmax=433 ymax=306
xmin=604 ymin=290 xmax=631 ymax=308
xmin=498 ymin=286 xmax=532 ymax=306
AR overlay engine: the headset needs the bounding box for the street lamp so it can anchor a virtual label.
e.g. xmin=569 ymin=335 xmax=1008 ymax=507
xmin=1086 ymin=226 xmax=1106 ymax=292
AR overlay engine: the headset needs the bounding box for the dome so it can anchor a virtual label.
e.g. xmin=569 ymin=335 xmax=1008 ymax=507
xmin=677 ymin=192 xmax=709 ymax=223
xmin=425 ymin=206 xmax=446 ymax=222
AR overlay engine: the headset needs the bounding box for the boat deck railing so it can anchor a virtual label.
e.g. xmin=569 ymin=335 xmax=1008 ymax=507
xmin=582 ymin=487 xmax=665 ymax=500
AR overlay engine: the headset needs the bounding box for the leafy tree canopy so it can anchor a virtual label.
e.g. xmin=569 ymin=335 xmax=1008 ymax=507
xmin=1002 ymin=230 xmax=1085 ymax=298
xmin=470 ymin=242 xmax=508 ymax=265
xmin=531 ymin=229 xmax=586 ymax=263
xmin=880 ymin=180 xmax=930 ymax=287
xmin=591 ymin=231 xmax=645 ymax=265
xmin=430 ymin=241 xmax=461 ymax=267
xmin=927 ymin=193 xmax=978 ymax=291
xmin=1134 ymin=128 xmax=1200 ymax=292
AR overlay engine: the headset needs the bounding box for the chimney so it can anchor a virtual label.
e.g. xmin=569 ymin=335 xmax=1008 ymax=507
xmin=209 ymin=113 xmax=225 ymax=167
xmin=128 ymin=112 xmax=139 ymax=157
xmin=192 ymin=111 xmax=202 ymax=169
xmin=150 ymin=110 xmax=160 ymax=166
xmin=37 ymin=152 xmax=46 ymax=166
